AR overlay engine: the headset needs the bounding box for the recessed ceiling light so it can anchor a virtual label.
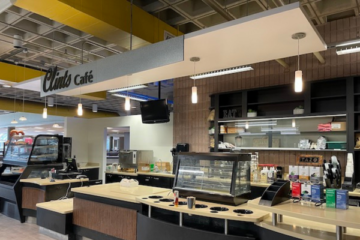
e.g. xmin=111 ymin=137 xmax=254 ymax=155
xmin=2 ymin=84 xmax=11 ymax=88
xmin=35 ymin=127 xmax=44 ymax=129
xmin=47 ymin=129 xmax=55 ymax=132
xmin=107 ymin=127 xmax=113 ymax=129
xmin=34 ymin=130 xmax=42 ymax=133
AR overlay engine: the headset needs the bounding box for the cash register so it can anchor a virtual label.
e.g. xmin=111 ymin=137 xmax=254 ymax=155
xmin=54 ymin=156 xmax=83 ymax=179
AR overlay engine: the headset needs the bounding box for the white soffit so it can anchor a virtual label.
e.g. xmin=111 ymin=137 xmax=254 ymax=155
xmin=53 ymin=2 xmax=326 ymax=96
xmin=13 ymin=77 xmax=41 ymax=92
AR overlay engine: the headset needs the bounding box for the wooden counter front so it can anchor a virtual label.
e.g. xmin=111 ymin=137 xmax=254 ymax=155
xmin=72 ymin=184 xmax=170 ymax=240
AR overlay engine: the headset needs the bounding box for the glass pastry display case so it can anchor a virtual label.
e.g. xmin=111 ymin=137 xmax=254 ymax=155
xmin=0 ymin=134 xmax=64 ymax=222
xmin=173 ymin=152 xmax=251 ymax=205
xmin=3 ymin=135 xmax=63 ymax=165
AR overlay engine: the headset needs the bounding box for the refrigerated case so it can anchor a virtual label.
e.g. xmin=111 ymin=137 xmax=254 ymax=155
xmin=173 ymin=152 xmax=251 ymax=205
xmin=0 ymin=134 xmax=63 ymax=222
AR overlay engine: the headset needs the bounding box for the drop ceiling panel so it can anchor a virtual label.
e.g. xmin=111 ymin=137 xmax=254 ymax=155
xmin=57 ymin=3 xmax=326 ymax=97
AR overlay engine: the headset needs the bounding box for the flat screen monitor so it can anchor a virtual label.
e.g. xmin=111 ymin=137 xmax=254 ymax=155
xmin=140 ymin=99 xmax=170 ymax=124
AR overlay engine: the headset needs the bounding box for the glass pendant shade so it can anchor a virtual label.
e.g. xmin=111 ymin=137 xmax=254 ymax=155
xmin=191 ymin=86 xmax=198 ymax=104
xmin=77 ymin=103 xmax=83 ymax=116
xmin=294 ymin=70 xmax=303 ymax=93
xmin=11 ymin=119 xmax=18 ymax=124
xmin=125 ymin=96 xmax=131 ymax=111
xmin=42 ymin=108 xmax=47 ymax=119
xmin=19 ymin=116 xmax=27 ymax=121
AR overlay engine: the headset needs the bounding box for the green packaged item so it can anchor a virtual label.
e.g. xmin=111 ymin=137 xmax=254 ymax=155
xmin=150 ymin=164 xmax=154 ymax=172
xmin=326 ymin=189 xmax=336 ymax=208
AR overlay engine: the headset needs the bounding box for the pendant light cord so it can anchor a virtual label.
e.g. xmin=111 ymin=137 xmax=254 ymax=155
xmin=193 ymin=61 xmax=196 ymax=86
xmin=23 ymin=62 xmax=25 ymax=112
xmin=297 ymin=36 xmax=300 ymax=71
xmin=127 ymin=0 xmax=133 ymax=98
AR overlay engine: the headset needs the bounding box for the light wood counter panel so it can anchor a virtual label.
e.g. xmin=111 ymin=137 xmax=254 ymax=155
xmin=72 ymin=183 xmax=170 ymax=203
xmin=105 ymin=171 xmax=137 ymax=176
xmin=250 ymin=182 xmax=271 ymax=188
xmin=20 ymin=178 xmax=89 ymax=186
xmin=256 ymin=215 xmax=360 ymax=240
xmin=248 ymin=198 xmax=360 ymax=229
xmin=349 ymin=189 xmax=360 ymax=197
xmin=136 ymin=194 xmax=269 ymax=222
xmin=36 ymin=199 xmax=73 ymax=214
xmin=138 ymin=172 xmax=175 ymax=178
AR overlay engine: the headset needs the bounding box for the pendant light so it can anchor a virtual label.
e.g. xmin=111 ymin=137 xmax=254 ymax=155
xmin=43 ymin=97 xmax=47 ymax=119
xmin=190 ymin=57 xmax=200 ymax=104
xmin=92 ymin=103 xmax=98 ymax=113
xmin=292 ymin=32 xmax=306 ymax=93
xmin=125 ymin=94 xmax=131 ymax=111
xmin=77 ymin=101 xmax=83 ymax=116
xmin=19 ymin=63 xmax=27 ymax=121
xmin=124 ymin=0 xmax=134 ymax=111
xmin=292 ymin=119 xmax=296 ymax=128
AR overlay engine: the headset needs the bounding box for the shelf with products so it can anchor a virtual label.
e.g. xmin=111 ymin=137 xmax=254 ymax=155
xmin=217 ymin=115 xmax=347 ymax=150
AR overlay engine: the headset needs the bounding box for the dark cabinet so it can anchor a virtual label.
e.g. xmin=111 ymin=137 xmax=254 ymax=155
xmin=78 ymin=168 xmax=99 ymax=180
xmin=105 ymin=173 xmax=137 ymax=183
xmin=138 ymin=174 xmax=173 ymax=189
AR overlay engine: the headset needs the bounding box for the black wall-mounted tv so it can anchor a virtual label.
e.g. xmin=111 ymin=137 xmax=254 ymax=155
xmin=140 ymin=99 xmax=170 ymax=124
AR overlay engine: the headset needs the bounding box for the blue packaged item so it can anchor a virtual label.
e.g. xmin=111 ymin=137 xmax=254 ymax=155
xmin=336 ymin=190 xmax=349 ymax=210
xmin=311 ymin=184 xmax=324 ymax=203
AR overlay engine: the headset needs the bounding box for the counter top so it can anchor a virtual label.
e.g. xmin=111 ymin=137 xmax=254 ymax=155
xmin=248 ymin=197 xmax=360 ymax=229
xmin=105 ymin=171 xmax=138 ymax=176
xmin=256 ymin=215 xmax=360 ymax=240
xmin=36 ymin=199 xmax=73 ymax=214
xmin=20 ymin=178 xmax=89 ymax=186
xmin=72 ymin=183 xmax=170 ymax=203
xmin=78 ymin=162 xmax=99 ymax=169
xmin=136 ymin=194 xmax=269 ymax=222
xmin=138 ymin=172 xmax=175 ymax=178
xmin=78 ymin=166 xmax=100 ymax=170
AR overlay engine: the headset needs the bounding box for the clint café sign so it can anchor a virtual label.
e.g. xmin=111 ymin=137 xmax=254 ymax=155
xmin=42 ymin=66 xmax=94 ymax=93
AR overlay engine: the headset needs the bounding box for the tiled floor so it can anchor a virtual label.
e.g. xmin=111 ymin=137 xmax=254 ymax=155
xmin=0 ymin=214 xmax=55 ymax=240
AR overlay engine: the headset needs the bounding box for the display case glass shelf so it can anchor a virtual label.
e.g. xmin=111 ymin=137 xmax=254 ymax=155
xmin=3 ymin=134 xmax=63 ymax=166
xmin=30 ymin=136 xmax=59 ymax=163
xmin=3 ymin=135 xmax=34 ymax=163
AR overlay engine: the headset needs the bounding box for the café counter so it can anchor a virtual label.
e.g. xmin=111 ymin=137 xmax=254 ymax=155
xmin=20 ymin=177 xmax=88 ymax=217
xmin=69 ymin=184 xmax=298 ymax=240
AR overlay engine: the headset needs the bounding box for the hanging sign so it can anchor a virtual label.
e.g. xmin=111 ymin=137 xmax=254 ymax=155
xmin=40 ymin=36 xmax=184 ymax=97
xmin=42 ymin=66 xmax=94 ymax=93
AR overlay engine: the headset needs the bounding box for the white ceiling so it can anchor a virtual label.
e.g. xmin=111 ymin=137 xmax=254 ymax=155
xmin=51 ymin=3 xmax=326 ymax=97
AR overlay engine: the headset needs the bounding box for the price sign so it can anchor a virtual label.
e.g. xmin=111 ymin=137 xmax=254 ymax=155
xmin=296 ymin=155 xmax=323 ymax=166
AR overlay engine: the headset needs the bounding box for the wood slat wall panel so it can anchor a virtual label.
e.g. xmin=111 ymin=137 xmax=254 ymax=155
xmin=73 ymin=198 xmax=137 ymax=240
xmin=22 ymin=187 xmax=45 ymax=210
xmin=174 ymin=16 xmax=355 ymax=173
